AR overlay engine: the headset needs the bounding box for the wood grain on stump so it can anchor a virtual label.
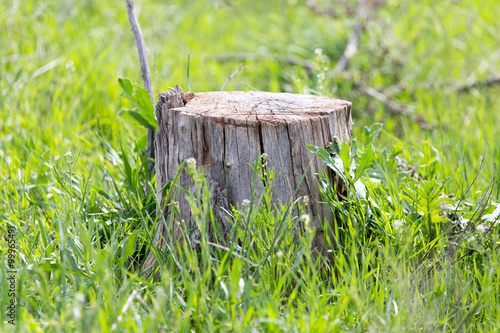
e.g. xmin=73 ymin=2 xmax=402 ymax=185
xmin=147 ymin=87 xmax=352 ymax=268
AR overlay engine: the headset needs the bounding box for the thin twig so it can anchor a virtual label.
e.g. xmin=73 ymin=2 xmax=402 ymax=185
xmin=125 ymin=0 xmax=155 ymax=171
xmin=333 ymin=0 xmax=387 ymax=75
xmin=357 ymin=84 xmax=436 ymax=130
xmin=334 ymin=0 xmax=368 ymax=75
xmin=456 ymin=76 xmax=500 ymax=92
xmin=334 ymin=23 xmax=364 ymax=75
xmin=357 ymin=85 xmax=409 ymax=116
xmin=220 ymin=63 xmax=247 ymax=91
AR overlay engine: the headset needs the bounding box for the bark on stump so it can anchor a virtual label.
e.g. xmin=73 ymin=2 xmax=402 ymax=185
xmin=146 ymin=86 xmax=352 ymax=268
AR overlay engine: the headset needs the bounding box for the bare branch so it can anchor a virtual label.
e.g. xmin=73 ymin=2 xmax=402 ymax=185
xmin=125 ymin=0 xmax=155 ymax=171
xmin=304 ymin=0 xmax=343 ymax=18
xmin=357 ymin=85 xmax=409 ymax=116
xmin=334 ymin=0 xmax=368 ymax=75
xmin=456 ymin=76 xmax=500 ymax=92
xmin=334 ymin=21 xmax=364 ymax=75
xmin=357 ymin=84 xmax=435 ymax=130
xmin=334 ymin=0 xmax=387 ymax=75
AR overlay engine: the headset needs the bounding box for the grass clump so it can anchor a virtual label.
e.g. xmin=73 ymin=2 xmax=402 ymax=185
xmin=1 ymin=125 xmax=498 ymax=331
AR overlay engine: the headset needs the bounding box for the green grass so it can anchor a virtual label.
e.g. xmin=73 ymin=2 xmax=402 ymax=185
xmin=1 ymin=0 xmax=500 ymax=331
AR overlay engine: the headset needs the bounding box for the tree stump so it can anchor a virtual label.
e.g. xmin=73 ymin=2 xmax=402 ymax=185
xmin=146 ymin=86 xmax=352 ymax=268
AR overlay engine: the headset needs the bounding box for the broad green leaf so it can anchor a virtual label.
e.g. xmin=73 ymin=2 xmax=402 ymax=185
xmin=123 ymin=230 xmax=139 ymax=258
xmin=134 ymin=133 xmax=148 ymax=153
xmin=118 ymin=77 xmax=158 ymax=130
xmin=354 ymin=145 xmax=375 ymax=182
xmin=339 ymin=140 xmax=351 ymax=178
xmin=118 ymin=109 xmax=156 ymax=129
xmin=118 ymin=77 xmax=134 ymax=97
xmin=325 ymin=137 xmax=341 ymax=156
xmin=119 ymin=141 xmax=134 ymax=191
xmin=363 ymin=123 xmax=383 ymax=144
xmin=306 ymin=145 xmax=346 ymax=182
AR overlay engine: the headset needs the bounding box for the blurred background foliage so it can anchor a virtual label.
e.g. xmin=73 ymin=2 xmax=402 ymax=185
xmin=1 ymin=0 xmax=499 ymax=194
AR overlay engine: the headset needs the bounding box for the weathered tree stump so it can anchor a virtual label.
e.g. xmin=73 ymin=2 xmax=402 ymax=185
xmin=146 ymin=86 xmax=352 ymax=268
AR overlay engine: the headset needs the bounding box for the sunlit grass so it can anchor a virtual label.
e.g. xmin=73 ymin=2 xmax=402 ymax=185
xmin=1 ymin=0 xmax=499 ymax=331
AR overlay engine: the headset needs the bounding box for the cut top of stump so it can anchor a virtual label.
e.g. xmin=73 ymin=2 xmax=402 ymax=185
xmin=171 ymin=91 xmax=352 ymax=127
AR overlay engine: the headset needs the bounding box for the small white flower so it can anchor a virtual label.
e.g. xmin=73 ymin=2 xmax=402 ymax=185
xmin=458 ymin=215 xmax=468 ymax=230
xmin=72 ymin=307 xmax=81 ymax=320
xmin=65 ymin=60 xmax=76 ymax=72
xmin=300 ymin=214 xmax=311 ymax=227
xmin=186 ymin=157 xmax=196 ymax=170
xmin=238 ymin=278 xmax=245 ymax=296
xmin=65 ymin=151 xmax=72 ymax=160
xmin=314 ymin=48 xmax=323 ymax=55
xmin=476 ymin=224 xmax=486 ymax=233
xmin=75 ymin=293 xmax=86 ymax=303
xmin=393 ymin=219 xmax=403 ymax=232
xmin=220 ymin=281 xmax=229 ymax=299
xmin=303 ymin=196 xmax=309 ymax=206
xmin=64 ymin=151 xmax=73 ymax=163
xmin=276 ymin=250 xmax=283 ymax=258
xmin=242 ymin=199 xmax=250 ymax=207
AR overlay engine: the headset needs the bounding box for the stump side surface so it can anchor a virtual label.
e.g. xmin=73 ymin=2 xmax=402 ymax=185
xmin=153 ymin=89 xmax=352 ymax=264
